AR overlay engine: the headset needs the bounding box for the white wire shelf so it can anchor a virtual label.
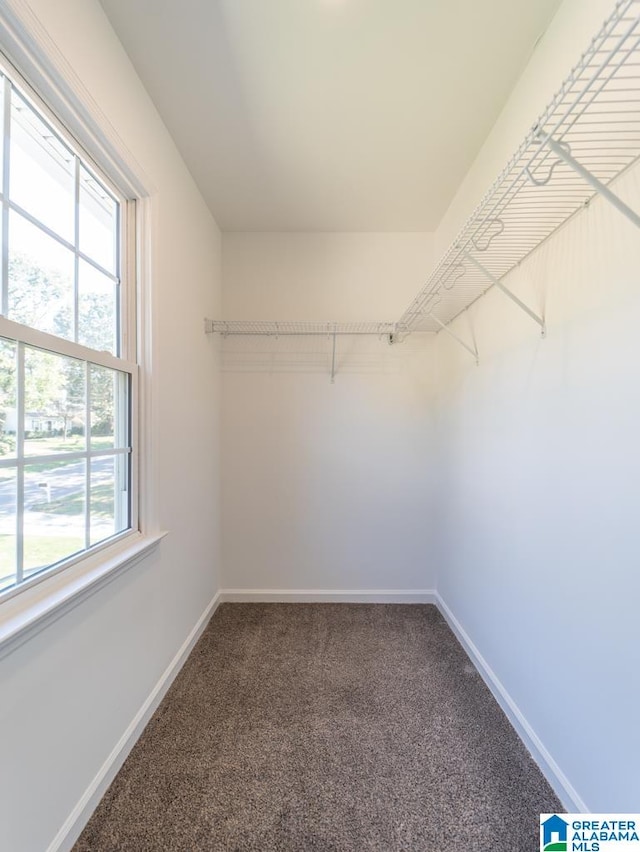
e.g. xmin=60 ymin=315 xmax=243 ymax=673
xmin=206 ymin=320 xmax=398 ymax=337
xmin=397 ymin=0 xmax=640 ymax=335
xmin=206 ymin=0 xmax=640 ymax=368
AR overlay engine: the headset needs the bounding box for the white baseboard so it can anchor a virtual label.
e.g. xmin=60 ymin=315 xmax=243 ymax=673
xmin=435 ymin=592 xmax=588 ymax=813
xmin=48 ymin=587 xmax=584 ymax=852
xmin=220 ymin=588 xmax=437 ymax=604
xmin=48 ymin=591 xmax=222 ymax=852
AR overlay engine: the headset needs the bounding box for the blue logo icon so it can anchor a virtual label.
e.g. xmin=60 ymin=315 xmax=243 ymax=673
xmin=541 ymin=815 xmax=569 ymax=851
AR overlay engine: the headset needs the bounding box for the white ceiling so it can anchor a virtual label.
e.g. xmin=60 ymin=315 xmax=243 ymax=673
xmin=99 ymin=0 xmax=562 ymax=232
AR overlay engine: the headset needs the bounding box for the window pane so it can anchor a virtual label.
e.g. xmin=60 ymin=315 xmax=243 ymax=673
xmin=90 ymin=364 xmax=127 ymax=449
xmin=78 ymin=260 xmax=117 ymax=354
xmin=0 ymin=77 xmax=4 ymax=193
xmin=24 ymin=347 xmax=85 ymax=457
xmin=90 ymin=455 xmax=128 ymax=546
xmin=8 ymin=211 xmax=74 ymax=339
xmin=0 ymin=68 xmax=131 ymax=598
xmin=10 ymin=89 xmax=75 ymax=242
xmin=0 ymin=469 xmax=16 ymax=591
xmin=79 ymin=165 xmax=118 ymax=274
xmin=0 ymin=338 xmax=17 ymax=459
xmin=23 ymin=459 xmax=85 ymax=578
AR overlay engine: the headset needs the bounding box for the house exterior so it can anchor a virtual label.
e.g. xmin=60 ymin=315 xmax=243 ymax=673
xmin=2 ymin=408 xmax=66 ymax=435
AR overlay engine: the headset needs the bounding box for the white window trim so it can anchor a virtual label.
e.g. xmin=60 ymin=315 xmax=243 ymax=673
xmin=0 ymin=0 xmax=156 ymax=200
xmin=0 ymin=0 xmax=164 ymax=653
xmin=0 ymin=530 xmax=166 ymax=660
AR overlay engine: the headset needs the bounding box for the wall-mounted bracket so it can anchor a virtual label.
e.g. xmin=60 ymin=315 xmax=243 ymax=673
xmin=330 ymin=330 xmax=337 ymax=383
xmin=429 ymin=312 xmax=479 ymax=365
xmin=462 ymin=250 xmax=546 ymax=337
xmin=542 ymin=133 xmax=640 ymax=230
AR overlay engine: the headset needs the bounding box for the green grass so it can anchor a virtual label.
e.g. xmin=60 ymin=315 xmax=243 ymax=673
xmin=24 ymin=434 xmax=114 ymax=454
xmin=0 ymin=534 xmax=85 ymax=579
xmin=24 ymin=435 xmax=86 ymax=454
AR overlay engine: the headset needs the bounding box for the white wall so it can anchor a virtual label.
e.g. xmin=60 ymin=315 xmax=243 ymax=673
xmin=221 ymin=233 xmax=438 ymax=593
xmin=436 ymin=0 xmax=617 ymax=252
xmin=432 ymin=0 xmax=640 ymax=811
xmin=1 ymin=4 xmax=635 ymax=850
xmin=0 ymin=2 xmax=222 ymax=850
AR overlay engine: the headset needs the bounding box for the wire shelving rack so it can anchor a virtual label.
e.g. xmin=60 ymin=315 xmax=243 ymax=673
xmin=205 ymin=320 xmax=397 ymax=337
xmin=396 ymin=0 xmax=640 ymax=348
xmin=206 ymin=0 xmax=640 ymax=373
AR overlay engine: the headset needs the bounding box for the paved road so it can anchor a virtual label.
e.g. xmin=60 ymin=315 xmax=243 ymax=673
xmin=0 ymin=455 xmax=115 ymax=515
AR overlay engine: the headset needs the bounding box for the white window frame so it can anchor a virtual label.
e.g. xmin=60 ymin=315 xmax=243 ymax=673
xmin=0 ymin=54 xmax=139 ymax=599
xmin=0 ymin=0 xmax=163 ymax=658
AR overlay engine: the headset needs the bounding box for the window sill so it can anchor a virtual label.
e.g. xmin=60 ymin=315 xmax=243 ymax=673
xmin=0 ymin=530 xmax=167 ymax=660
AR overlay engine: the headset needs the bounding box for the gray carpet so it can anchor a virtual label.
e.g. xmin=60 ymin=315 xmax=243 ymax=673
xmin=74 ymin=604 xmax=561 ymax=851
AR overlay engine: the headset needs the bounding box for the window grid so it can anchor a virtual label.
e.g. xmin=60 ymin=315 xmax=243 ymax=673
xmin=0 ymin=61 xmax=135 ymax=599
xmin=0 ymin=76 xmax=121 ymax=351
xmin=1 ymin=75 xmax=9 ymax=319
xmin=0 ymin=337 xmax=133 ymax=592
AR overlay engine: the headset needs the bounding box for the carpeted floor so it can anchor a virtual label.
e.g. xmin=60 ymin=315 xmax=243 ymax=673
xmin=74 ymin=604 xmax=561 ymax=851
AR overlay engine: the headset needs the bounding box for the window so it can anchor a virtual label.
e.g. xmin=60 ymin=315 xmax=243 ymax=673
xmin=0 ymin=58 xmax=137 ymax=598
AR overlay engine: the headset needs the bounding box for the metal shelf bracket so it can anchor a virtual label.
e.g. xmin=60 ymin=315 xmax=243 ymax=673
xmin=542 ymin=132 xmax=640 ymax=230
xmin=330 ymin=329 xmax=337 ymax=383
xmin=429 ymin=312 xmax=479 ymax=365
xmin=462 ymin=250 xmax=546 ymax=337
